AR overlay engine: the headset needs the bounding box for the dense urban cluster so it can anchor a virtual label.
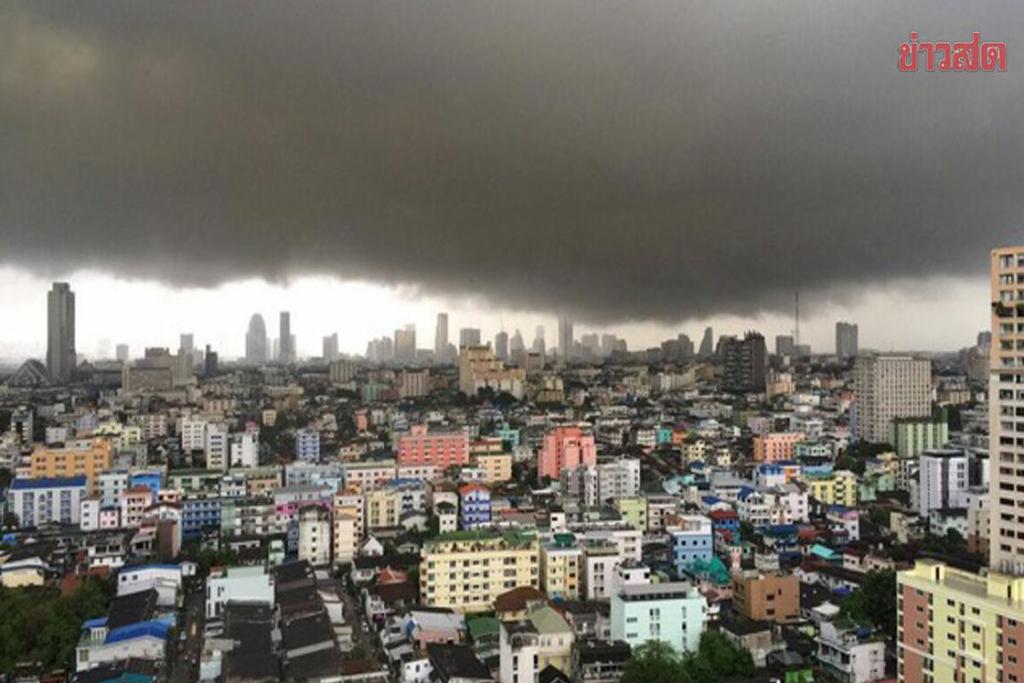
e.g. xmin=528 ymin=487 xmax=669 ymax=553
xmin=1 ymin=249 xmax=1022 ymax=683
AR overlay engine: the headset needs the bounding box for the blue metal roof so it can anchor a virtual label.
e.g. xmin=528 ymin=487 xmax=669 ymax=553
xmin=11 ymin=476 xmax=87 ymax=490
xmin=105 ymin=620 xmax=171 ymax=644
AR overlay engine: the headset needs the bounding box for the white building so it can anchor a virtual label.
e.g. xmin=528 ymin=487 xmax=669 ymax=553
xmin=80 ymin=497 xmax=101 ymax=531
xmin=205 ymin=565 xmax=275 ymax=619
xmin=229 ymin=432 xmax=259 ymax=468
xmin=918 ymin=449 xmax=969 ymax=516
xmin=815 ymin=620 xmax=885 ymax=683
xmin=205 ymin=422 xmax=230 ymax=471
xmin=297 ymin=505 xmax=331 ymax=567
xmin=7 ymin=476 xmax=87 ymax=526
xmin=852 ymin=354 xmax=931 ymax=443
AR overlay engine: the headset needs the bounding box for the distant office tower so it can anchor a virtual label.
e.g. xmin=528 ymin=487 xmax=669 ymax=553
xmin=46 ymin=282 xmax=76 ymax=383
xmin=661 ymin=334 xmax=693 ymax=361
xmin=977 ymin=330 xmax=992 ymax=347
xmin=394 ymin=324 xmax=416 ymax=362
xmin=835 ymin=321 xmax=859 ymax=359
xmin=532 ymin=326 xmax=546 ymax=356
xmin=278 ymin=312 xmax=294 ymax=363
xmin=990 ymin=246 xmax=1024 ymax=574
xmin=116 ymin=344 xmax=129 ymax=362
xmin=204 ymin=344 xmax=218 ymax=376
xmin=720 ymin=332 xmax=767 ymax=394
xmin=698 ymin=327 xmax=714 ymax=358
xmin=322 ymin=333 xmax=339 ymax=361
xmin=245 ymin=314 xmax=268 ymax=363
xmin=179 ymin=334 xmax=194 ymax=357
xmin=775 ymin=335 xmax=795 ymax=356
xmin=435 ymin=313 xmax=449 ymax=361
xmin=366 ymin=336 xmax=394 ymax=362
xmin=600 ymin=334 xmax=616 ymax=357
xmin=495 ymin=331 xmax=509 ymax=360
xmin=510 ymin=329 xmax=526 ymax=355
xmin=459 ymin=328 xmax=481 ymax=348
xmin=558 ymin=318 xmax=574 ymax=362
xmin=852 ymin=354 xmax=930 ymax=444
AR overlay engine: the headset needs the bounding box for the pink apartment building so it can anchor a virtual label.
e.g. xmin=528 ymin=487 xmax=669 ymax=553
xmin=538 ymin=425 xmax=597 ymax=481
xmin=752 ymin=432 xmax=804 ymax=462
xmin=396 ymin=424 xmax=469 ymax=468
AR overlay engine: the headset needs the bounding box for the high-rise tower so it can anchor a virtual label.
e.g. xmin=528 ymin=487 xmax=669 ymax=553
xmin=279 ymin=312 xmax=294 ymax=363
xmin=990 ymin=246 xmax=1024 ymax=575
xmin=435 ymin=313 xmax=449 ymax=361
xmin=46 ymin=282 xmax=76 ymax=383
xmin=246 ymin=314 xmax=268 ymax=363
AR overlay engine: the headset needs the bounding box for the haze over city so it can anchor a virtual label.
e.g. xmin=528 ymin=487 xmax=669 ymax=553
xmin=1 ymin=3 xmax=1023 ymax=683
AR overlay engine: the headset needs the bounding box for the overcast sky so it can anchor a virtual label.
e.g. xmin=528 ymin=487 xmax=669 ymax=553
xmin=0 ymin=1 xmax=1018 ymax=359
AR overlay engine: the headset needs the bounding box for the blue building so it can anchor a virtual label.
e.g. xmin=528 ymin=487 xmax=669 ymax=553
xmin=458 ymin=484 xmax=491 ymax=529
xmin=669 ymin=515 xmax=713 ymax=575
xmin=295 ymin=428 xmax=320 ymax=463
xmin=129 ymin=471 xmax=163 ymax=496
xmin=181 ymin=498 xmax=222 ymax=540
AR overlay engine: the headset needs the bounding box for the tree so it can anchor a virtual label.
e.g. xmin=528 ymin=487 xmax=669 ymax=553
xmin=621 ymin=641 xmax=686 ymax=683
xmin=681 ymin=632 xmax=755 ymax=683
xmin=0 ymin=577 xmax=113 ymax=675
xmin=839 ymin=569 xmax=897 ymax=641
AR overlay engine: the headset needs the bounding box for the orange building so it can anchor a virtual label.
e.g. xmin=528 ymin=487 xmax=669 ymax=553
xmin=29 ymin=438 xmax=113 ymax=495
xmin=752 ymin=432 xmax=804 ymax=462
xmin=732 ymin=572 xmax=800 ymax=623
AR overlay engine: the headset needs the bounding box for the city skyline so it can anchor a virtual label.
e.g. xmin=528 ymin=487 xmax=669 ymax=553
xmin=0 ymin=267 xmax=993 ymax=363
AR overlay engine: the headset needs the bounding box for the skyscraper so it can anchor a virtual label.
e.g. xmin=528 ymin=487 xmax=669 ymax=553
xmin=459 ymin=328 xmax=481 ymax=348
xmin=394 ymin=324 xmax=416 ymax=362
xmin=179 ymin=333 xmax=194 ymax=357
xmin=852 ymin=354 xmax=930 ymax=444
xmin=835 ymin=321 xmax=859 ymax=359
xmin=435 ymin=313 xmax=449 ymax=361
xmin=775 ymin=335 xmax=795 ymax=356
xmin=532 ymin=326 xmax=546 ymax=356
xmin=698 ymin=327 xmax=714 ymax=358
xmin=322 ymin=333 xmax=339 ymax=361
xmin=115 ymin=344 xmax=130 ymax=362
xmin=510 ymin=329 xmax=525 ymax=355
xmin=46 ymin=282 xmax=76 ymax=383
xmin=494 ymin=331 xmax=509 ymax=360
xmin=990 ymin=246 xmax=1024 ymax=574
xmin=204 ymin=344 xmax=218 ymax=376
xmin=245 ymin=314 xmax=268 ymax=363
xmin=720 ymin=332 xmax=767 ymax=393
xmin=279 ymin=312 xmax=294 ymax=363
xmin=557 ymin=317 xmax=574 ymax=362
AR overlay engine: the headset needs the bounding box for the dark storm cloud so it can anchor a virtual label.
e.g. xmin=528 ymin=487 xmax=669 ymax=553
xmin=1 ymin=0 xmax=1022 ymax=323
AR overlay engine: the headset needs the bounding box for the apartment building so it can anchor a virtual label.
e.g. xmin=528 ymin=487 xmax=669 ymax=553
xmin=990 ymin=245 xmax=1024 ymax=574
xmin=420 ymin=531 xmax=540 ymax=612
xmin=610 ymin=582 xmax=706 ymax=654
xmin=540 ymin=535 xmax=582 ymax=601
xmin=897 ymin=559 xmax=1024 ymax=683
xmin=28 ymin=438 xmax=113 ymax=495
xmin=538 ymin=425 xmax=597 ymax=482
xmin=732 ymin=572 xmax=800 ymax=624
xmin=853 ymin=354 xmax=931 ymax=444
xmin=396 ymin=425 xmax=470 ymax=469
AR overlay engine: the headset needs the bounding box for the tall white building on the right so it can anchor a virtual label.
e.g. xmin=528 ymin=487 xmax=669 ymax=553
xmin=852 ymin=354 xmax=931 ymax=443
xmin=989 ymin=246 xmax=1024 ymax=575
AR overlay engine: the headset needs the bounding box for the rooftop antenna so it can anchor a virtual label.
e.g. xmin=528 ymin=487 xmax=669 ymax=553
xmin=794 ymin=291 xmax=800 ymax=346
